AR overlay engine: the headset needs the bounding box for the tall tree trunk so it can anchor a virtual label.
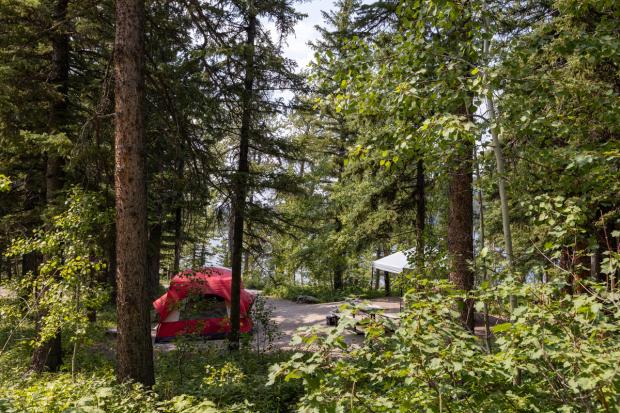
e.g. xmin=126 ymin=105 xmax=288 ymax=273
xmin=384 ymin=271 xmax=391 ymax=296
xmin=147 ymin=222 xmax=162 ymax=301
xmin=447 ymin=139 xmax=475 ymax=332
xmin=333 ymin=218 xmax=345 ymax=291
xmin=483 ymin=25 xmax=517 ymax=311
xmin=333 ymin=266 xmax=344 ymax=291
xmin=373 ymin=248 xmax=381 ymax=290
xmin=173 ymin=156 xmax=184 ymax=273
xmin=415 ymin=159 xmax=426 ymax=270
xmin=243 ymin=251 xmax=251 ymax=277
xmin=333 ymin=138 xmax=347 ymax=291
xmin=113 ymin=0 xmax=154 ymax=386
xmin=383 ymin=246 xmax=391 ymax=295
xmin=560 ymin=248 xmax=574 ymax=295
xmin=30 ymin=0 xmax=70 ymax=373
xmin=45 ymin=0 xmax=69 ymax=204
xmin=229 ymin=5 xmax=256 ymax=351
xmin=224 ymin=216 xmax=233 ymax=268
xmin=30 ymin=328 xmax=62 ymax=373
xmin=200 ymin=243 xmax=206 ymax=269
xmin=446 ymin=2 xmax=476 ymax=333
xmin=191 ymin=243 xmax=198 ymax=268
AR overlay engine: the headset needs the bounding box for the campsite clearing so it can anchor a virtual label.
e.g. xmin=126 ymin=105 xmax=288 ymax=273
xmin=149 ymin=295 xmax=402 ymax=351
xmin=269 ymin=296 xmax=402 ymax=349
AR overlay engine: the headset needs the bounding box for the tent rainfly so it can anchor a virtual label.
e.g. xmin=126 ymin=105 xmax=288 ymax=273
xmin=153 ymin=267 xmax=254 ymax=342
xmin=371 ymin=249 xmax=414 ymax=274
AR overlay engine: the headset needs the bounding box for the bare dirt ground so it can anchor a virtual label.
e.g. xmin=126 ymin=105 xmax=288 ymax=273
xmin=0 ymin=287 xmax=15 ymax=302
xmin=269 ymin=296 xmax=402 ymax=349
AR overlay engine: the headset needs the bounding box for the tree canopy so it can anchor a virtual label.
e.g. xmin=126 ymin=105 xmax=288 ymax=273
xmin=0 ymin=0 xmax=618 ymax=411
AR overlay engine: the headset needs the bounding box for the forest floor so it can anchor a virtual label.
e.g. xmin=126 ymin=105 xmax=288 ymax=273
xmin=269 ymin=296 xmax=402 ymax=349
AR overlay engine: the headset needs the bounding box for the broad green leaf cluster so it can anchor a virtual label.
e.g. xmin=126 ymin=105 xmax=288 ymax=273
xmin=271 ymin=279 xmax=620 ymax=412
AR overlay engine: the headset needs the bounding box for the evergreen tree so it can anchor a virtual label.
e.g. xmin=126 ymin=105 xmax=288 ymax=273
xmin=113 ymin=0 xmax=154 ymax=386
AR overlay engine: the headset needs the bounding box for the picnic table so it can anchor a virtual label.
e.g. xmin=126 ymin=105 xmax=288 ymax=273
xmin=326 ymin=300 xmax=400 ymax=334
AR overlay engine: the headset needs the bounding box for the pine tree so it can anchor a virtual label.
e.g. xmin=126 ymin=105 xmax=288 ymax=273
xmin=309 ymin=0 xmax=362 ymax=290
xmin=30 ymin=0 xmax=71 ymax=373
xmin=113 ymin=0 xmax=154 ymax=386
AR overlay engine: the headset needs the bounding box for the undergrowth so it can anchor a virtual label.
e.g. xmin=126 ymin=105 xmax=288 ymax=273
xmin=0 ymin=303 xmax=302 ymax=413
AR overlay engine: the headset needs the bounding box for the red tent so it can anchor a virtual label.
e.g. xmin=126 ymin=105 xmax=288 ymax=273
xmin=153 ymin=267 xmax=254 ymax=342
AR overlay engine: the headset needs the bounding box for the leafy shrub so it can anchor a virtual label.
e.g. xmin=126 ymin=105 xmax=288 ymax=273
xmin=0 ymin=371 xmax=161 ymax=413
xmin=0 ymin=302 xmax=301 ymax=413
xmin=3 ymin=188 xmax=111 ymax=363
xmin=155 ymin=347 xmax=303 ymax=412
xmin=0 ymin=349 xmax=302 ymax=412
xmin=269 ymin=279 xmax=620 ymax=412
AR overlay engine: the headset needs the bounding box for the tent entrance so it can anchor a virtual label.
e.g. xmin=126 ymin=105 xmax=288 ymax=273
xmin=180 ymin=294 xmax=228 ymax=320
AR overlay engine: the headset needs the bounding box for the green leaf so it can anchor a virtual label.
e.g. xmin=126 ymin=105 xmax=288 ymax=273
xmin=491 ymin=323 xmax=512 ymax=334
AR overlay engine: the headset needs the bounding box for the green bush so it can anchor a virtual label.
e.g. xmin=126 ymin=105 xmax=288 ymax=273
xmin=0 ymin=349 xmax=302 ymax=413
xmin=0 ymin=371 xmax=160 ymax=412
xmin=155 ymin=347 xmax=302 ymax=412
xmin=269 ymin=279 xmax=620 ymax=412
xmin=0 ymin=303 xmax=302 ymax=413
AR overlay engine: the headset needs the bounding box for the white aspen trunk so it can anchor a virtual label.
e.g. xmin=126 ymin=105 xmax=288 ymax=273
xmin=483 ymin=34 xmax=517 ymax=312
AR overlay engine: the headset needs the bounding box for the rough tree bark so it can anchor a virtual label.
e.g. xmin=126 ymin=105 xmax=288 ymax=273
xmin=446 ymin=0 xmax=476 ymax=333
xmin=447 ymin=138 xmax=475 ymax=332
xmin=113 ymin=0 xmax=154 ymax=386
xmin=229 ymin=4 xmax=256 ymax=351
xmin=333 ymin=139 xmax=347 ymax=291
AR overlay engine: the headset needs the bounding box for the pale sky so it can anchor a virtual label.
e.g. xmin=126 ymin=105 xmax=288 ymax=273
xmin=261 ymin=0 xmax=337 ymax=71
xmin=283 ymin=0 xmax=332 ymax=70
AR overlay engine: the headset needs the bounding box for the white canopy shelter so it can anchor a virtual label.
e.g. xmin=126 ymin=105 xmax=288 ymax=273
xmin=371 ymin=249 xmax=414 ymax=274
